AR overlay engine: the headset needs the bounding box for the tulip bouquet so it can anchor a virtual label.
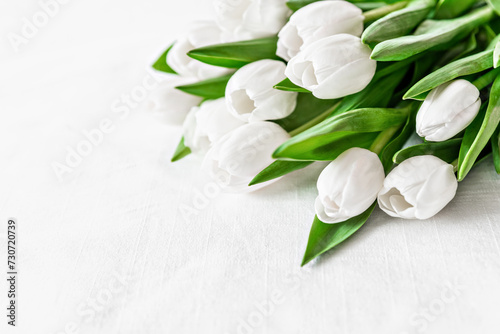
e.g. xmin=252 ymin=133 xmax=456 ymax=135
xmin=148 ymin=0 xmax=500 ymax=265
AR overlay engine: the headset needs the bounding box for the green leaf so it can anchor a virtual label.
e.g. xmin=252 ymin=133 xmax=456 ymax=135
xmin=175 ymin=74 xmax=232 ymax=99
xmin=301 ymin=205 xmax=376 ymax=266
xmin=487 ymin=34 xmax=500 ymax=50
xmin=485 ymin=24 xmax=498 ymax=43
xmin=435 ymin=31 xmax=478 ymax=67
xmin=171 ymin=137 xmax=191 ymax=162
xmin=286 ymin=0 xmax=388 ymax=11
xmin=404 ymin=49 xmax=494 ymax=100
xmin=354 ymin=2 xmax=389 ymax=11
xmin=278 ymin=131 xmax=380 ymax=161
xmin=394 ymin=138 xmax=462 ymax=164
xmin=274 ymin=94 xmax=337 ymax=132
xmin=434 ymin=0 xmax=476 ymax=19
xmin=371 ymin=7 xmax=495 ymax=61
xmin=250 ymin=96 xmax=338 ymax=184
xmin=332 ymin=65 xmax=410 ymax=117
xmin=249 ymin=161 xmax=314 ymax=186
xmin=363 ymin=1 xmax=411 ymax=23
xmin=187 ymin=37 xmax=281 ymax=69
xmin=457 ymin=105 xmax=487 ymax=173
xmin=379 ymin=107 xmax=417 ymax=171
xmin=410 ymin=56 xmax=436 ymax=86
xmin=362 ymin=0 xmax=436 ymax=45
xmin=458 ymin=75 xmax=500 ymax=180
xmin=492 ymin=125 xmax=500 ymax=173
xmin=487 ymin=0 xmax=500 ymax=15
xmin=152 ymin=44 xmax=177 ymax=74
xmin=494 ymin=40 xmax=500 ymax=68
xmin=274 ymin=78 xmax=311 ymax=93
xmin=286 ymin=0 xmax=319 ymax=11
xmin=274 ymin=108 xmax=410 ymax=161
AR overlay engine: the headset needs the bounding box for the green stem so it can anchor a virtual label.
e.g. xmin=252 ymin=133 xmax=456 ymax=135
xmin=289 ymin=101 xmax=342 ymax=137
xmin=375 ymin=52 xmax=427 ymax=80
xmin=472 ymin=67 xmax=500 ymax=91
xmin=370 ymin=126 xmax=401 ymax=155
xmin=356 ymin=2 xmax=387 ymax=11
xmin=369 ymin=102 xmax=418 ymax=155
xmin=363 ymin=1 xmax=409 ymax=23
xmin=451 ymin=158 xmax=459 ymax=173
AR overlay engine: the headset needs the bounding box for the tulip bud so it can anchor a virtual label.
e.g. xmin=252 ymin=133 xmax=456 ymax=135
xmin=183 ymin=98 xmax=245 ymax=153
xmin=315 ymin=148 xmax=385 ymax=224
xmin=277 ymin=1 xmax=364 ymax=61
xmin=145 ymin=79 xmax=203 ymax=125
xmin=378 ymin=156 xmax=458 ymax=220
xmin=285 ymin=34 xmax=376 ymax=99
xmin=203 ymin=122 xmax=290 ymax=192
xmin=167 ymin=21 xmax=232 ymax=79
xmin=214 ymin=0 xmax=290 ymax=40
xmin=416 ymin=79 xmax=481 ymax=142
xmin=225 ymin=60 xmax=298 ymax=122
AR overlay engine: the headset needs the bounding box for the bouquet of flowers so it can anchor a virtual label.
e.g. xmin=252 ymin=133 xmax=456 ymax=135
xmin=148 ymin=0 xmax=500 ymax=266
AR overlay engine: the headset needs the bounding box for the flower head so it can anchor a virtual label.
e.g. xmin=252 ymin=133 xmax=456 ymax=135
xmin=315 ymin=148 xmax=385 ymax=224
xmin=378 ymin=156 xmax=458 ymax=220
xmin=183 ymin=98 xmax=245 ymax=153
xmin=416 ymin=79 xmax=481 ymax=142
xmin=203 ymin=121 xmax=290 ymax=192
xmin=167 ymin=21 xmax=232 ymax=79
xmin=145 ymin=78 xmax=203 ymax=125
xmin=285 ymin=34 xmax=376 ymax=99
xmin=226 ymin=59 xmax=298 ymax=122
xmin=214 ymin=0 xmax=290 ymax=40
xmin=277 ymin=1 xmax=364 ymax=61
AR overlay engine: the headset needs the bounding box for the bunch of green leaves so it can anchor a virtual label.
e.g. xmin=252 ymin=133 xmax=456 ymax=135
xmin=152 ymin=0 xmax=500 ymax=266
xmin=371 ymin=6 xmax=496 ymax=61
xmin=301 ymin=106 xmax=418 ymax=265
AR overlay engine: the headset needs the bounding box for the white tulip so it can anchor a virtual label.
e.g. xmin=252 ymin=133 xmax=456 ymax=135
xmin=203 ymin=122 xmax=290 ymax=192
xmin=183 ymin=98 xmax=245 ymax=153
xmin=145 ymin=78 xmax=203 ymax=125
xmin=378 ymin=156 xmax=458 ymax=220
xmin=277 ymin=1 xmax=364 ymax=61
xmin=167 ymin=21 xmax=232 ymax=80
xmin=315 ymin=148 xmax=385 ymax=224
xmin=226 ymin=60 xmax=298 ymax=122
xmin=214 ymin=0 xmax=290 ymax=40
xmin=285 ymin=34 xmax=377 ymax=99
xmin=416 ymin=79 xmax=481 ymax=142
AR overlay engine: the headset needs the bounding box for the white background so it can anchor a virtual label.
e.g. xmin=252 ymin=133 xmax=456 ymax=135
xmin=1 ymin=1 xmax=500 ymax=333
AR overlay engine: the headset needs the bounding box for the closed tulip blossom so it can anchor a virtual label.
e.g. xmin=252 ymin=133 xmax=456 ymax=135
xmin=145 ymin=79 xmax=203 ymax=125
xmin=416 ymin=79 xmax=481 ymax=142
xmin=203 ymin=122 xmax=290 ymax=192
xmin=214 ymin=0 xmax=290 ymax=40
xmin=183 ymin=98 xmax=245 ymax=153
xmin=285 ymin=34 xmax=376 ymax=99
xmin=226 ymin=60 xmax=298 ymax=122
xmin=277 ymin=1 xmax=364 ymax=61
xmin=378 ymin=156 xmax=458 ymax=220
xmin=167 ymin=21 xmax=232 ymax=79
xmin=315 ymin=148 xmax=385 ymax=224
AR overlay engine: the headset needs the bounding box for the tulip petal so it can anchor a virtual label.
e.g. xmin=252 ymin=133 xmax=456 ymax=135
xmin=203 ymin=122 xmax=291 ymax=193
xmin=414 ymin=164 xmax=458 ymax=219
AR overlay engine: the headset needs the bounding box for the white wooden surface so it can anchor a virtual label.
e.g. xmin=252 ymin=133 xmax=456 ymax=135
xmin=1 ymin=1 xmax=500 ymax=333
